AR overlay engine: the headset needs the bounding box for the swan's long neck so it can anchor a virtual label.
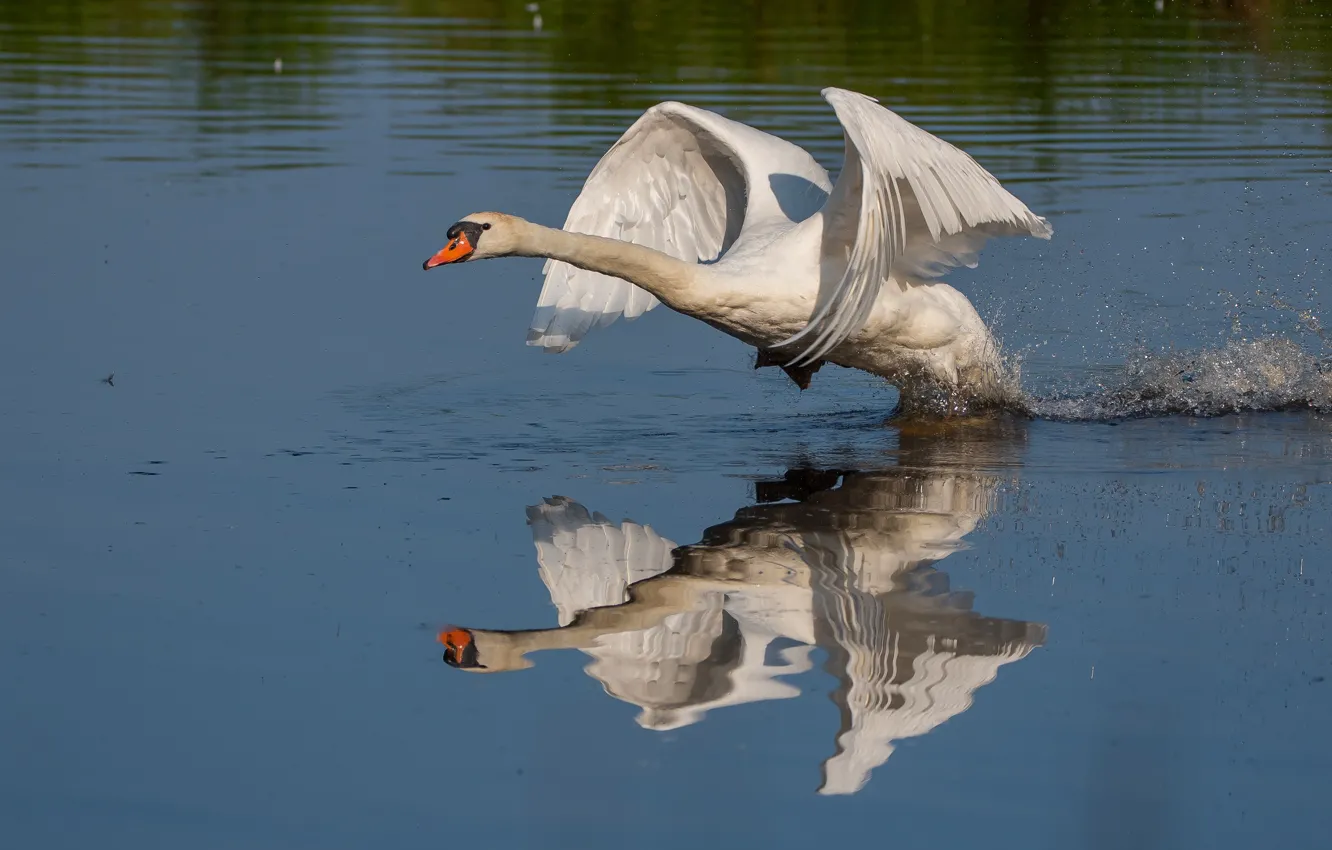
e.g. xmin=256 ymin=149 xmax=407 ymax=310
xmin=513 ymin=219 xmax=701 ymax=311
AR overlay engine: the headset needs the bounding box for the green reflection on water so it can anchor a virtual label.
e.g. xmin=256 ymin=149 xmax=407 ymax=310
xmin=1 ymin=0 xmax=1329 ymax=181
xmin=3 ymin=0 xmax=1330 ymax=103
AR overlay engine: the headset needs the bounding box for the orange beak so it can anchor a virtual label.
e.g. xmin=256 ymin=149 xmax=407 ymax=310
xmin=438 ymin=626 xmax=483 ymax=668
xmin=423 ymin=233 xmax=475 ymax=269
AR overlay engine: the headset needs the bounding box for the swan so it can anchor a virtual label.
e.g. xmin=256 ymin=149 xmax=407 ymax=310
xmin=436 ymin=440 xmax=1047 ymax=794
xmin=423 ymin=88 xmax=1052 ymax=412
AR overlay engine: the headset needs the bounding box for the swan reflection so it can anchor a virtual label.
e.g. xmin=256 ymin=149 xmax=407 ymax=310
xmin=441 ymin=436 xmax=1046 ymax=795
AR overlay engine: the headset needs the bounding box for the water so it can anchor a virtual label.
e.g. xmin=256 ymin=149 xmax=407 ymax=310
xmin=1 ymin=1 xmax=1330 ymax=846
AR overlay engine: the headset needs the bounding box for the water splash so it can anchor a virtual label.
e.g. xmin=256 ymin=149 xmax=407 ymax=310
xmin=1025 ymin=338 xmax=1332 ymax=421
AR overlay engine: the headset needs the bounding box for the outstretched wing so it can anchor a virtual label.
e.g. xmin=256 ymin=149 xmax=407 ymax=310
xmin=529 ymin=101 xmax=827 ymax=352
xmin=777 ymin=88 xmax=1053 ymax=367
xmin=527 ymin=496 xmax=678 ymax=626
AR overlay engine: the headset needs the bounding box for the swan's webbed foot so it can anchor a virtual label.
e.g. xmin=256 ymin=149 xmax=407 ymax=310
xmin=755 ymin=350 xmax=825 ymax=390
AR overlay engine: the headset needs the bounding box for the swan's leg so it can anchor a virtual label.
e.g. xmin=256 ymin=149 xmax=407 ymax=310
xmin=753 ymin=469 xmax=846 ymax=503
xmin=755 ymin=349 xmax=825 ymax=390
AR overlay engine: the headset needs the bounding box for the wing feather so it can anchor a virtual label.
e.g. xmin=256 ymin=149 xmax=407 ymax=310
xmin=777 ymin=88 xmax=1053 ymax=367
xmin=527 ymin=497 xmax=678 ymax=626
xmin=528 ymin=104 xmax=746 ymax=352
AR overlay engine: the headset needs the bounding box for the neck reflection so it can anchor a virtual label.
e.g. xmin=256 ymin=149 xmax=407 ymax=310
xmin=441 ymin=426 xmax=1046 ymax=795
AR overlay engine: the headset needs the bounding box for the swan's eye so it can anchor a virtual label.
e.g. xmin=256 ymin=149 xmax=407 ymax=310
xmin=482 ymin=223 xmax=491 ymax=231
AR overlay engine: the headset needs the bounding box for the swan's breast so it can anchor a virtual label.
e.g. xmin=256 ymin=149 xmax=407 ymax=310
xmin=690 ymin=219 xmax=825 ymax=337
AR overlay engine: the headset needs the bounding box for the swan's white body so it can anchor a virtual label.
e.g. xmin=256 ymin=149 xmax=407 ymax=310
xmin=427 ymin=88 xmax=1051 ymax=411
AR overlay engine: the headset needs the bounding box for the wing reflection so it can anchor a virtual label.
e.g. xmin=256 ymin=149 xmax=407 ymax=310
xmin=441 ymin=428 xmax=1046 ymax=795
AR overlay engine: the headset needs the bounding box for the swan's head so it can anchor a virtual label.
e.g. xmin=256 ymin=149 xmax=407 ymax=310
xmin=438 ymin=627 xmax=485 ymax=669
xmin=422 ymin=212 xmax=520 ymax=269
xmin=437 ymin=625 xmax=535 ymax=673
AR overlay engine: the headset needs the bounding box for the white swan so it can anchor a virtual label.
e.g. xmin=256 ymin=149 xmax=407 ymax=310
xmin=423 ymin=88 xmax=1051 ymax=411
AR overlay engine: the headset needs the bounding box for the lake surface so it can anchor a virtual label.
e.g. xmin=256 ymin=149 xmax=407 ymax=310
xmin=2 ymin=1 xmax=1331 ymax=847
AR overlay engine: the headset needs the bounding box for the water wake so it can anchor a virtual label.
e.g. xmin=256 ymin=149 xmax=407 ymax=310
xmin=1022 ymin=338 xmax=1332 ymax=421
